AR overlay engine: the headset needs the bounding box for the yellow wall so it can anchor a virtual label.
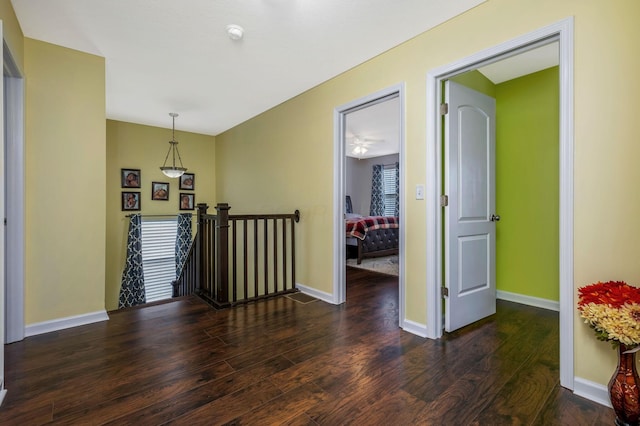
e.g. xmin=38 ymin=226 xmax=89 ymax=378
xmin=24 ymin=38 xmax=106 ymax=323
xmin=216 ymin=0 xmax=640 ymax=387
xmin=0 ymin=0 xmax=24 ymax=72
xmin=105 ymin=120 xmax=216 ymax=311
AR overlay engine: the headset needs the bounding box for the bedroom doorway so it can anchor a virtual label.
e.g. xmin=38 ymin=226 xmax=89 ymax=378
xmin=426 ymin=18 xmax=574 ymax=389
xmin=333 ymin=84 xmax=405 ymax=323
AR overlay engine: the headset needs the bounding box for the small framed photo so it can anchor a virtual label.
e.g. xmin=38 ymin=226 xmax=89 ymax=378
xmin=122 ymin=192 xmax=141 ymax=211
xmin=179 ymin=173 xmax=195 ymax=190
xmin=121 ymin=169 xmax=141 ymax=188
xmin=151 ymin=182 xmax=169 ymax=201
xmin=179 ymin=193 xmax=195 ymax=210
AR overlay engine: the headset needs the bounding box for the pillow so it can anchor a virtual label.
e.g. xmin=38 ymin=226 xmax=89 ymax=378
xmin=345 ymin=213 xmax=363 ymax=220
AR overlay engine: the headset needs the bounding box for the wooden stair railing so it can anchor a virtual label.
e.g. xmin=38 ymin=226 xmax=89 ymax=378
xmin=171 ymin=236 xmax=196 ymax=298
xmin=172 ymin=203 xmax=301 ymax=308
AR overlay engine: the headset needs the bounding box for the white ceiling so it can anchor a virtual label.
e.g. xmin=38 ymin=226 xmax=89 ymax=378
xmin=478 ymin=42 xmax=559 ymax=84
xmin=11 ymin=0 xmax=486 ymax=136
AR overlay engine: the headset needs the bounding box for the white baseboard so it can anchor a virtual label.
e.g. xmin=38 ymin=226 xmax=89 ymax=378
xmin=25 ymin=310 xmax=109 ymax=337
xmin=296 ymin=283 xmax=337 ymax=305
xmin=573 ymin=376 xmax=611 ymax=408
xmin=401 ymin=319 xmax=428 ymax=338
xmin=0 ymin=388 xmax=6 ymax=407
xmin=496 ymin=290 xmax=559 ymax=312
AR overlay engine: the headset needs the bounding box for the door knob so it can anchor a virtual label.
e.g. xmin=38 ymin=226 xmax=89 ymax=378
xmin=491 ymin=214 xmax=501 ymax=222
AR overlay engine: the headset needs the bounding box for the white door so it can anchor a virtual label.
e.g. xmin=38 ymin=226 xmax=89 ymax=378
xmin=444 ymin=81 xmax=497 ymax=332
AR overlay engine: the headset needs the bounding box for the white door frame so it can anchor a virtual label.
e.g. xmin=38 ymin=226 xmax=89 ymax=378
xmin=333 ymin=83 xmax=406 ymax=324
xmin=425 ymin=17 xmax=574 ymax=390
xmin=4 ymin=41 xmax=25 ymax=344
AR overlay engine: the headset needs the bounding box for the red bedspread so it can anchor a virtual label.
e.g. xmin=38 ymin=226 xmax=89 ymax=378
xmin=346 ymin=216 xmax=399 ymax=240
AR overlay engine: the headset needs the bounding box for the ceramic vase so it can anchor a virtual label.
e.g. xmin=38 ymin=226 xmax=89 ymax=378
xmin=609 ymin=344 xmax=640 ymax=426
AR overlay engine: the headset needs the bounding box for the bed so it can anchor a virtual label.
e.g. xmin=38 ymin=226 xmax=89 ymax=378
xmin=345 ymin=215 xmax=399 ymax=264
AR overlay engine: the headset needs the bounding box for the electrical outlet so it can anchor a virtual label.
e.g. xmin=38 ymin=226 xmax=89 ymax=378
xmin=416 ymin=184 xmax=425 ymax=200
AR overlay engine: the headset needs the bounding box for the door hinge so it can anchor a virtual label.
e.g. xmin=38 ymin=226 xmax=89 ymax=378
xmin=441 ymin=287 xmax=449 ymax=298
xmin=440 ymin=194 xmax=448 ymax=207
xmin=440 ymin=103 xmax=449 ymax=115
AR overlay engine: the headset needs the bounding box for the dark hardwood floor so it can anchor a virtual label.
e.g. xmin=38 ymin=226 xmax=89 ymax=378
xmin=1 ymin=267 xmax=613 ymax=425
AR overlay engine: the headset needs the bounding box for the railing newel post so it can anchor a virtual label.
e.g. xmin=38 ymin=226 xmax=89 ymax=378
xmin=196 ymin=203 xmax=209 ymax=296
xmin=215 ymin=203 xmax=231 ymax=305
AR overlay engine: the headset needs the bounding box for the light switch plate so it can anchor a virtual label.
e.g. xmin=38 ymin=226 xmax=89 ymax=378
xmin=416 ymin=184 xmax=425 ymax=200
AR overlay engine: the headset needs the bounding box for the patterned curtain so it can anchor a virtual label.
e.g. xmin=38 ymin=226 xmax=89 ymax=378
xmin=394 ymin=161 xmax=400 ymax=217
xmin=119 ymin=214 xmax=145 ymax=308
xmin=175 ymin=213 xmax=192 ymax=278
xmin=370 ymin=164 xmax=384 ymax=216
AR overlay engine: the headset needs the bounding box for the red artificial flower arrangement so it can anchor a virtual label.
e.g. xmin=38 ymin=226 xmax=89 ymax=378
xmin=577 ymin=280 xmax=640 ymax=349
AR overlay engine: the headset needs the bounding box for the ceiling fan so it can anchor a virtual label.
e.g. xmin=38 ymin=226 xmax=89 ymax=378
xmin=346 ymin=135 xmax=384 ymax=156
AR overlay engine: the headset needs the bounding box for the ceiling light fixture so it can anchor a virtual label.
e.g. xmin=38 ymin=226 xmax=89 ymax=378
xmin=352 ymin=146 xmax=368 ymax=155
xmin=160 ymin=112 xmax=187 ymax=178
xmin=226 ymin=24 xmax=244 ymax=41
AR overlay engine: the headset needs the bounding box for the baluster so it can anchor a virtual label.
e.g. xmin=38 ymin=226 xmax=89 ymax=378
xmin=273 ymin=218 xmax=278 ymax=294
xmin=263 ymin=218 xmax=268 ymax=296
xmin=232 ymin=217 xmax=237 ymax=303
xmin=243 ymin=219 xmax=248 ymax=300
xmin=283 ymin=218 xmax=288 ymax=291
xmin=254 ymin=219 xmax=259 ymax=298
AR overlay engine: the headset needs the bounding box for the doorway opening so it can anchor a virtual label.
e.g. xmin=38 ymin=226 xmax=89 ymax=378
xmin=333 ymin=84 xmax=405 ymax=325
xmin=426 ymin=18 xmax=574 ymax=389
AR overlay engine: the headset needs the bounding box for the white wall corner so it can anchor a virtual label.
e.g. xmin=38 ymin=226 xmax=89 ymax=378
xmin=296 ymin=283 xmax=337 ymax=305
xmin=573 ymin=376 xmax=611 ymax=408
xmin=25 ymin=310 xmax=109 ymax=337
xmin=401 ymin=319 xmax=428 ymax=338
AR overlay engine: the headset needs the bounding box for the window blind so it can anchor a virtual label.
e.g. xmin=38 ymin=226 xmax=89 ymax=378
xmin=141 ymin=218 xmax=177 ymax=303
xmin=383 ymin=165 xmax=397 ymax=216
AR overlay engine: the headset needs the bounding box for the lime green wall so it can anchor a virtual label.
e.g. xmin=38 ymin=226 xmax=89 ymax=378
xmin=451 ymin=70 xmax=496 ymax=97
xmin=450 ymin=68 xmax=559 ymax=302
xmin=25 ymin=38 xmax=106 ymax=323
xmin=105 ymin=120 xmax=216 ymax=311
xmin=215 ymin=0 xmax=640 ymax=387
xmin=495 ymin=67 xmax=559 ymax=301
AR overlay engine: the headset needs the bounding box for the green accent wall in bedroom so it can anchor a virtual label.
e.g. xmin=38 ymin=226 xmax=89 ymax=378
xmin=495 ymin=66 xmax=559 ymax=301
xmin=450 ymin=69 xmax=496 ymax=98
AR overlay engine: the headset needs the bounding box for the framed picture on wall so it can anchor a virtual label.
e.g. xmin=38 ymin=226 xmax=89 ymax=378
xmin=179 ymin=193 xmax=195 ymax=210
xmin=121 ymin=168 xmax=141 ymax=188
xmin=122 ymin=192 xmax=141 ymax=211
xmin=179 ymin=173 xmax=195 ymax=190
xmin=151 ymin=182 xmax=169 ymax=200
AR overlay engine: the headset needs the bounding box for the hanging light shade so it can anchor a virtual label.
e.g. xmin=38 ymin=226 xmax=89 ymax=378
xmin=160 ymin=112 xmax=187 ymax=178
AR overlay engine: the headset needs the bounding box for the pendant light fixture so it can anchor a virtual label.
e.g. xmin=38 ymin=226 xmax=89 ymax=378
xmin=160 ymin=112 xmax=187 ymax=178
